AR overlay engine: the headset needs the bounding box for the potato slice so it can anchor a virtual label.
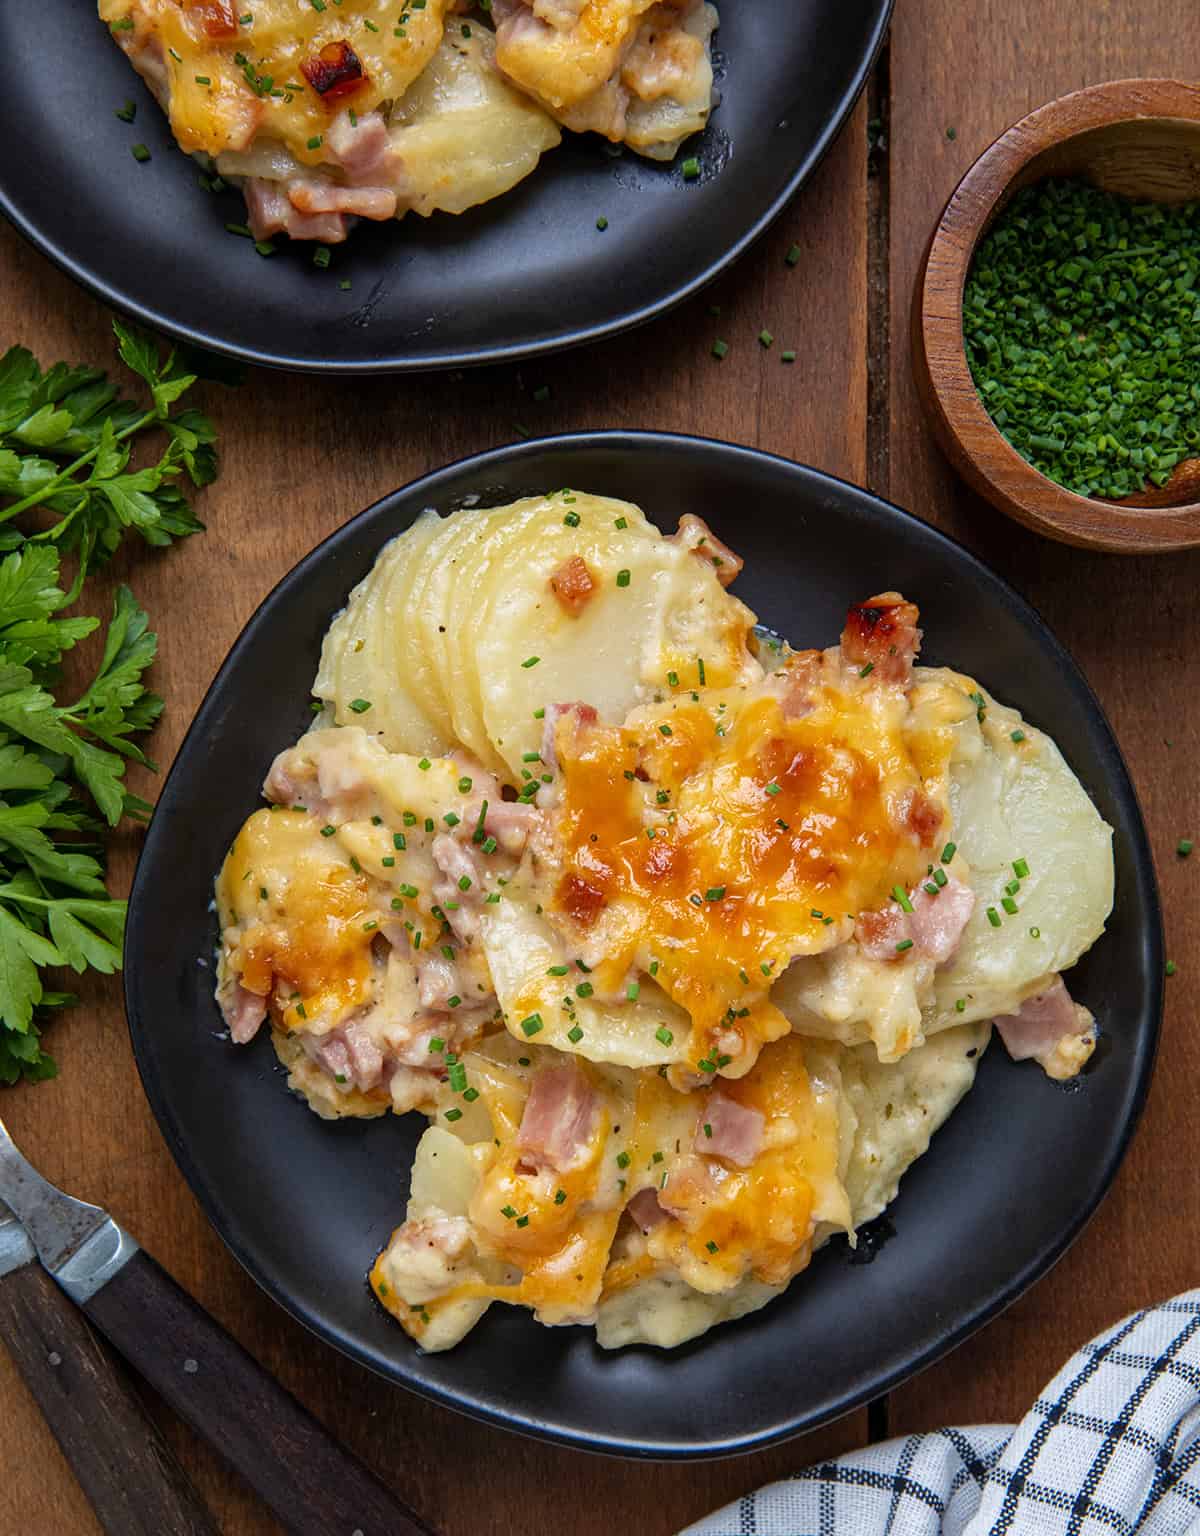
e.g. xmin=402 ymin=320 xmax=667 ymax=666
xmin=926 ymin=680 xmax=1114 ymax=1028
xmin=314 ymin=511 xmax=451 ymax=756
xmin=389 ymin=29 xmax=562 ymax=218
xmin=480 ymin=875 xmax=692 ymax=1067
xmin=470 ymin=492 xmax=757 ymax=777
xmin=441 ymin=497 xmax=597 ymax=772
xmin=397 ymin=510 xmax=469 ymax=745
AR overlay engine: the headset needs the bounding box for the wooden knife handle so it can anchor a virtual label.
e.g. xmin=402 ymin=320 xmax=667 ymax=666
xmin=84 ymin=1248 xmax=435 ymax=1536
xmin=0 ymin=1259 xmax=219 ymax=1536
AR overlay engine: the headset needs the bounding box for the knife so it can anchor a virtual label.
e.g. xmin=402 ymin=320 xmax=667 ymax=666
xmin=0 ymin=1199 xmax=219 ymax=1535
xmin=0 ymin=1116 xmax=435 ymax=1536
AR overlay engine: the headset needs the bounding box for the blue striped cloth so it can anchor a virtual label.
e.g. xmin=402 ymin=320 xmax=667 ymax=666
xmin=682 ymin=1293 xmax=1200 ymax=1535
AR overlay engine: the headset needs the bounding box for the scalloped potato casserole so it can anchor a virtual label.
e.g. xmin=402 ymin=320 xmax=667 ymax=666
xmin=99 ymin=0 xmax=718 ymax=243
xmin=213 ymin=493 xmax=1114 ymax=1351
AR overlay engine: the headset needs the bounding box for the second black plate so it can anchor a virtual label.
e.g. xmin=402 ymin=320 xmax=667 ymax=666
xmin=125 ymin=433 xmax=1160 ymax=1456
xmin=0 ymin=1 xmax=889 ymax=372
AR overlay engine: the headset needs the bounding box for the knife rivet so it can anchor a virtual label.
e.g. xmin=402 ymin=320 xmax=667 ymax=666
xmin=47 ymin=1351 xmax=62 ymax=1367
xmin=183 ymin=1358 xmax=199 ymax=1374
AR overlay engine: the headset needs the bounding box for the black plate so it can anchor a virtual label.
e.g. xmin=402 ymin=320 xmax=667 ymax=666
xmin=0 ymin=2 xmax=889 ymax=373
xmin=125 ymin=434 xmax=1161 ymax=1456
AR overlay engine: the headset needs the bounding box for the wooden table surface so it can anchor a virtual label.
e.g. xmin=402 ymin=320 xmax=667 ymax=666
xmin=2 ymin=4 xmax=1196 ymax=1532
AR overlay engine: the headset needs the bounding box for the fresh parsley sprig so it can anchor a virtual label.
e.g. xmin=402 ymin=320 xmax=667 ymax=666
xmin=0 ymin=318 xmax=215 ymax=596
xmin=0 ymin=320 xmax=220 ymax=1084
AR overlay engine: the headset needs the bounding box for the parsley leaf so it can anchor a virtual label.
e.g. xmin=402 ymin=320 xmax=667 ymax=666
xmin=0 ymin=323 xmax=226 ymax=1083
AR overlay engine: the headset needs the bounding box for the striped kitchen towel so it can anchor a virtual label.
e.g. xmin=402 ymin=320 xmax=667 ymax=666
xmin=682 ymin=1292 xmax=1200 ymax=1535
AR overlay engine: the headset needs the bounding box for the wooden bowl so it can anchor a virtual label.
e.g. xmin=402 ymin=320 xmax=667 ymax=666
xmin=914 ymin=79 xmax=1200 ymax=553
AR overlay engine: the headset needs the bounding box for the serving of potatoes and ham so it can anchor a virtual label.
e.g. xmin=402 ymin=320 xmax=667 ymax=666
xmin=213 ymin=492 xmax=1114 ymax=1351
xmin=99 ymin=0 xmax=719 ymax=243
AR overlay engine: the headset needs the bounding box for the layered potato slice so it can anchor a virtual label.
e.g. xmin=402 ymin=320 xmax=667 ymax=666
xmin=386 ymin=29 xmax=563 ymax=218
xmin=772 ymin=667 xmax=1113 ymax=1061
xmin=318 ymin=492 xmax=759 ymax=782
xmin=314 ymin=510 xmax=451 ymax=757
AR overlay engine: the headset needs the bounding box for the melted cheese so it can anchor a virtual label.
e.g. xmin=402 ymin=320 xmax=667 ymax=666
xmin=372 ymin=1029 xmax=848 ymax=1343
xmin=551 ymin=682 xmax=937 ymax=1071
xmin=216 ymin=808 xmax=375 ymax=1029
xmin=103 ymin=0 xmax=447 ymax=161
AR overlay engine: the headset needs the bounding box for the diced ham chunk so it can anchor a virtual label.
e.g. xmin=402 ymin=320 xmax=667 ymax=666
xmin=854 ymin=903 xmax=909 ymax=961
xmin=289 ymin=180 xmax=397 ymax=222
xmin=841 ymin=591 xmax=922 ymax=685
xmin=695 ymin=1092 xmax=764 ymax=1166
xmin=855 ymin=874 xmax=974 ymax=965
xmin=222 ymin=983 xmax=267 ymax=1045
xmin=517 ymin=1060 xmax=598 ymax=1172
xmin=542 ymin=701 xmax=598 ymax=772
xmin=243 ymin=178 xmax=349 ymax=244
xmin=326 ymin=109 xmax=395 ymax=180
xmin=458 ymin=796 xmax=539 ymax=856
xmin=432 ymin=834 xmax=483 ymax=942
xmin=907 ymin=876 xmax=975 ymax=962
xmin=672 ymin=513 xmax=744 ymax=587
xmin=342 ymin=1019 xmax=384 ymax=1092
xmin=185 ymin=0 xmax=238 ymax=38
xmin=994 ymin=976 xmax=1096 ymax=1078
xmin=301 ymin=40 xmax=369 ymax=103
xmin=549 ymin=555 xmax=597 ymax=615
xmin=416 ymin=951 xmax=460 ymax=1012
xmin=768 ymin=649 xmax=822 ymax=719
xmin=626 ymin=1187 xmax=669 ymax=1233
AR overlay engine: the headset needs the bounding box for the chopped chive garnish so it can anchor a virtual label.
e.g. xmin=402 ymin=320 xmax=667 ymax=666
xmin=711 ymin=339 xmax=729 ymax=359
xmin=895 ymin=938 xmax=914 ymax=952
xmin=521 ymin=656 xmax=540 ymax=668
xmin=765 ymin=782 xmax=781 ymax=796
xmin=575 ymin=981 xmax=594 ymax=998
xmin=955 ymin=998 xmax=967 ymax=1012
xmin=131 ymin=144 xmax=151 ymax=162
xmin=563 ymin=511 xmax=581 ymax=527
xmin=986 ymin=906 xmax=1001 ymax=927
xmin=626 ymin=981 xmax=640 ymax=1001
xmin=1178 ymin=839 xmax=1193 ymax=857
xmin=758 ymin=329 xmax=774 ymax=349
xmin=681 ymin=157 xmax=701 ymax=180
xmin=1001 ymin=896 xmax=1019 ymax=915
xmin=567 ymin=1025 xmax=583 ymax=1043
xmin=596 ymin=215 xmax=609 ymax=230
xmin=116 ymin=100 xmax=137 ymax=121
xmin=616 ymin=1151 xmax=631 ymax=1169
xmin=655 ymin=1026 xmax=673 ymax=1046
xmin=1011 ymin=729 xmax=1026 ymax=743
xmin=705 ymin=887 xmax=726 ymax=902
xmin=892 ymin=885 xmax=914 ymax=914
xmin=706 ymin=1240 xmax=719 ymax=1253
xmin=616 ymin=569 xmax=631 ymax=588
xmin=348 ymin=698 xmax=371 ymax=713
xmin=941 ymin=842 xmax=957 ymax=863
xmin=554 ymin=1189 xmax=567 ymax=1204
xmin=320 ymin=825 xmax=336 ymax=837
xmin=785 ymin=243 xmax=801 ymax=266
xmin=520 ymin=1014 xmax=544 ymax=1036
xmin=444 ymin=1107 xmax=463 ymax=1121
xmin=933 ymin=867 xmax=948 ymax=888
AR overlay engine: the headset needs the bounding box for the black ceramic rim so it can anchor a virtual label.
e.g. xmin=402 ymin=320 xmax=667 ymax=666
xmin=125 ymin=432 xmax=1162 ymax=1457
xmin=0 ymin=11 xmax=890 ymax=374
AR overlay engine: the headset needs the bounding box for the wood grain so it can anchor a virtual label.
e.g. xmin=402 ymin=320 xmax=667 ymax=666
xmin=0 ymin=1260 xmax=218 ymax=1536
xmin=886 ymin=0 xmax=1200 ymax=1434
xmin=83 ymin=1250 xmax=433 ymax=1536
xmin=0 ymin=101 xmax=870 ymax=1536
xmin=913 ymin=77 xmax=1200 ymax=551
